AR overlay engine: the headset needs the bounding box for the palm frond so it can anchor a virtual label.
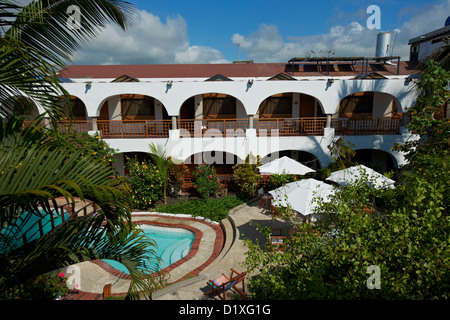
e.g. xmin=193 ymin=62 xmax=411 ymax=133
xmin=5 ymin=0 xmax=135 ymax=64
xmin=0 ymin=37 xmax=66 ymax=122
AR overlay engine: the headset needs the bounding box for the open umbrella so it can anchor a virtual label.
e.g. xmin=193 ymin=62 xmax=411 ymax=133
xmin=257 ymin=156 xmax=315 ymax=175
xmin=269 ymin=178 xmax=336 ymax=220
xmin=325 ymin=164 xmax=395 ymax=189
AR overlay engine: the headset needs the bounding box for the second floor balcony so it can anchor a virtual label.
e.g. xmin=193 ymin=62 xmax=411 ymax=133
xmin=39 ymin=116 xmax=404 ymax=138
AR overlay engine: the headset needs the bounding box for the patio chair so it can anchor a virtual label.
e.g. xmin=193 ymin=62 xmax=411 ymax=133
xmin=259 ymin=193 xmax=272 ymax=211
xmin=204 ymin=268 xmax=247 ymax=300
xmin=270 ymin=228 xmax=286 ymax=252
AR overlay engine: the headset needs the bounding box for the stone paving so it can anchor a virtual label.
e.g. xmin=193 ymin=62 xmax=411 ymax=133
xmin=61 ymin=198 xmax=294 ymax=300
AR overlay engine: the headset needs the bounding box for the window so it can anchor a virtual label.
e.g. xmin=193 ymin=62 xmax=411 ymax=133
xmin=61 ymin=96 xmax=86 ymax=119
xmin=121 ymin=95 xmax=155 ymax=119
xmin=339 ymin=92 xmax=373 ymax=116
xmin=259 ymin=93 xmax=292 ymax=117
xmin=203 ymin=95 xmax=236 ymax=118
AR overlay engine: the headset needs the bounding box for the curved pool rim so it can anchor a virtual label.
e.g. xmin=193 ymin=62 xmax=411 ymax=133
xmin=132 ymin=220 xmax=202 ymax=275
xmin=67 ymin=213 xmax=225 ymax=299
xmin=93 ymin=217 xmax=205 ymax=280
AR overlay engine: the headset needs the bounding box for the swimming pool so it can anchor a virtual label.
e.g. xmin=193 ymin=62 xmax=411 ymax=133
xmin=1 ymin=210 xmax=196 ymax=275
xmin=104 ymin=224 xmax=195 ymax=274
xmin=0 ymin=208 xmax=70 ymax=254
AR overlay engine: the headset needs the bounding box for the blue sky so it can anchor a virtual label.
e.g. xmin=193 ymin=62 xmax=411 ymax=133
xmin=72 ymin=0 xmax=450 ymax=65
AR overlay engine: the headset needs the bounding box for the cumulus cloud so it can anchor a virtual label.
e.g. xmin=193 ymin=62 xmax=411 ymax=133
xmin=231 ymin=0 xmax=450 ymax=62
xmin=70 ymin=1 xmax=450 ymax=65
xmin=71 ymin=9 xmax=228 ymax=65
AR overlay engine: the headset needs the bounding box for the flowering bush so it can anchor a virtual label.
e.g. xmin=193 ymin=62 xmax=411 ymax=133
xmin=57 ymin=131 xmax=117 ymax=165
xmin=126 ymin=156 xmax=165 ymax=210
xmin=0 ymin=271 xmax=70 ymax=300
xmin=266 ymin=173 xmax=298 ymax=190
xmin=192 ymin=163 xmax=219 ymax=199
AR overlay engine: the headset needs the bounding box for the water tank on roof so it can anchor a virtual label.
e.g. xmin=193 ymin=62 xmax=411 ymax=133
xmin=375 ymin=32 xmax=392 ymax=57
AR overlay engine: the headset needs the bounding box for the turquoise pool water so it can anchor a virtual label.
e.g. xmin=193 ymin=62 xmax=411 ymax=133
xmin=104 ymin=224 xmax=195 ymax=274
xmin=0 ymin=208 xmax=70 ymax=254
xmin=1 ymin=210 xmax=195 ymax=275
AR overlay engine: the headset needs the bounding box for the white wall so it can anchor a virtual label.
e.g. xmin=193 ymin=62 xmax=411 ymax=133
xmin=59 ymin=77 xmax=417 ymax=118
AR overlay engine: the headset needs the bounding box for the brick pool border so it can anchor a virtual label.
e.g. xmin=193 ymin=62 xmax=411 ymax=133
xmin=62 ymin=214 xmax=224 ymax=299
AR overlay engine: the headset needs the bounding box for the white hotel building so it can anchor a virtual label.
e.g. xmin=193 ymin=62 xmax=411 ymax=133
xmin=52 ymin=54 xmax=420 ymax=176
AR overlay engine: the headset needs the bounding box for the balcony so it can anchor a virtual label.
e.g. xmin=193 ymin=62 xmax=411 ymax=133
xmin=97 ymin=120 xmax=171 ymax=138
xmin=178 ymin=119 xmax=248 ymax=137
xmin=254 ymin=117 xmax=327 ymax=136
xmin=331 ymin=117 xmax=402 ymax=135
xmin=22 ymin=117 xmax=403 ymax=138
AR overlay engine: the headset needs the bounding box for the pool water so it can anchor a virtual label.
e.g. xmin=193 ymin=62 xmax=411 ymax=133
xmin=104 ymin=224 xmax=195 ymax=274
xmin=1 ymin=210 xmax=195 ymax=275
xmin=0 ymin=208 xmax=70 ymax=254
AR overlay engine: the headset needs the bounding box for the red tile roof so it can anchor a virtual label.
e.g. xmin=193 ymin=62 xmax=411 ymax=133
xmin=58 ymin=61 xmax=419 ymax=80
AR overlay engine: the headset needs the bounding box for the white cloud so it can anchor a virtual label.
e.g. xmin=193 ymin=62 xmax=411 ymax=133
xmin=231 ymin=0 xmax=450 ymax=62
xmin=70 ymin=1 xmax=450 ymax=65
xmin=71 ymin=10 xmax=229 ymax=65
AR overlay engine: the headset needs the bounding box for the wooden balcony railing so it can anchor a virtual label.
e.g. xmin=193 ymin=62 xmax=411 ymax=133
xmin=58 ymin=121 xmax=92 ymax=133
xmin=178 ymin=119 xmax=248 ymax=137
xmin=97 ymin=120 xmax=171 ymax=138
xmin=21 ymin=117 xmax=404 ymax=138
xmin=254 ymin=117 xmax=327 ymax=136
xmin=331 ymin=117 xmax=402 ymax=135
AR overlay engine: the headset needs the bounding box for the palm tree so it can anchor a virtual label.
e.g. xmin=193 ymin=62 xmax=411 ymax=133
xmin=0 ymin=1 xmax=159 ymax=299
xmin=149 ymin=143 xmax=174 ymax=205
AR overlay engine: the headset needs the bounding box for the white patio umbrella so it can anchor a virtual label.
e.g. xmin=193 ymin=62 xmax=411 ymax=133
xmin=325 ymin=164 xmax=395 ymax=189
xmin=257 ymin=156 xmax=315 ymax=175
xmin=269 ymin=178 xmax=336 ymax=220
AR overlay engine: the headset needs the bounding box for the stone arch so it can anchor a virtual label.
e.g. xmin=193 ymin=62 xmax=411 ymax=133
xmin=336 ymin=91 xmax=402 ymax=118
xmin=98 ymin=93 xmax=170 ymax=121
xmin=178 ymin=92 xmax=247 ymax=120
xmin=353 ymin=148 xmax=398 ymax=172
xmin=59 ymin=95 xmax=88 ymax=120
xmin=3 ymin=96 xmax=40 ymax=120
xmin=260 ymin=149 xmax=323 ymax=170
xmin=256 ymin=91 xmax=325 ymax=118
xmin=183 ymin=151 xmax=242 ymax=175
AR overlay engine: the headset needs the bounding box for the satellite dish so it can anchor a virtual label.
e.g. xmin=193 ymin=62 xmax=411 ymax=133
xmin=446 ymin=15 xmax=450 ymax=26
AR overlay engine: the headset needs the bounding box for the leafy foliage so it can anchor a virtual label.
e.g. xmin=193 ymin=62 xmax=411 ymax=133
xmin=266 ymin=173 xmax=298 ymax=190
xmin=52 ymin=131 xmax=118 ymax=166
xmin=125 ymin=155 xmax=164 ymax=210
xmin=192 ymin=162 xmax=220 ymax=199
xmin=0 ymin=1 xmax=160 ymax=300
xmin=244 ymin=60 xmax=449 ymax=299
xmin=233 ymin=154 xmax=262 ymax=196
xmin=156 ymin=195 xmax=250 ymax=222
xmin=149 ymin=143 xmax=174 ymax=204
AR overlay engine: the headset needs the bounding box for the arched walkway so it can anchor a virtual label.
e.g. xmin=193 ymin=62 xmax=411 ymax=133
xmin=353 ymin=149 xmax=397 ymax=172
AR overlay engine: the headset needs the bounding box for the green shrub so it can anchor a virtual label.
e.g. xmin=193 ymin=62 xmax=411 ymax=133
xmin=126 ymin=156 xmax=164 ymax=210
xmin=192 ymin=163 xmax=220 ymax=199
xmin=1 ymin=271 xmax=70 ymax=300
xmin=155 ymin=195 xmax=249 ymax=222
xmin=266 ymin=173 xmax=298 ymax=190
xmin=233 ymin=154 xmax=262 ymax=196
